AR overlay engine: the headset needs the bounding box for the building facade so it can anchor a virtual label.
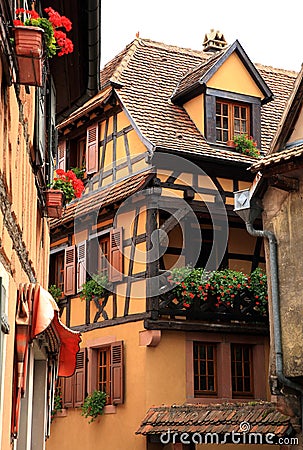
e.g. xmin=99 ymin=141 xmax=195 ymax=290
xmin=0 ymin=1 xmax=101 ymax=449
xmin=47 ymin=33 xmax=298 ymax=449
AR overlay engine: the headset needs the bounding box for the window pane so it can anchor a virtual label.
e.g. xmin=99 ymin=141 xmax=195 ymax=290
xmin=231 ymin=344 xmax=253 ymax=397
xmin=234 ymin=106 xmax=240 ymax=118
xmin=193 ymin=342 xmax=217 ymax=396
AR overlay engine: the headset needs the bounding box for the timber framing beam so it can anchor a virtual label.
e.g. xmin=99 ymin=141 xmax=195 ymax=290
xmin=144 ymin=319 xmax=269 ymax=335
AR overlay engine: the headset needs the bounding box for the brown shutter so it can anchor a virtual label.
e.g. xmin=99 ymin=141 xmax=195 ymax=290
xmin=77 ymin=241 xmax=87 ymax=293
xmin=87 ymin=348 xmax=98 ymax=395
xmin=109 ymin=228 xmax=123 ymax=282
xmin=64 ymin=246 xmax=76 ymax=296
xmin=111 ymin=341 xmax=124 ymax=405
xmin=86 ymin=124 xmax=99 ymax=174
xmin=57 ymin=140 xmax=66 ymax=171
xmin=62 ymin=376 xmax=73 ymax=408
xmin=74 ymin=349 xmax=87 ymax=407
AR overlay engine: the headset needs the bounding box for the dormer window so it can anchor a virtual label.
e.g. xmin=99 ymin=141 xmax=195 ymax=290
xmin=216 ymin=100 xmax=250 ymax=143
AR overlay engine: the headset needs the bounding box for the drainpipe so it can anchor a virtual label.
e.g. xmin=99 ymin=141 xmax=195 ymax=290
xmin=234 ymin=190 xmax=303 ymax=431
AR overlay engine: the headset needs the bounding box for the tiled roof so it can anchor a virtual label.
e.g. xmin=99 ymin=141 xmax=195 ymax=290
xmin=171 ymin=49 xmax=223 ymax=99
xmin=136 ymin=403 xmax=293 ymax=436
xmin=99 ymin=38 xmax=297 ymax=162
xmin=251 ymin=142 xmax=303 ymax=172
xmin=58 ymin=86 xmax=113 ymax=130
xmin=50 ymin=168 xmax=154 ymax=228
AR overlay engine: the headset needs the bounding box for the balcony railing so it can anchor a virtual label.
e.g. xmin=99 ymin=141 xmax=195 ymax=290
xmin=158 ymin=267 xmax=268 ymax=323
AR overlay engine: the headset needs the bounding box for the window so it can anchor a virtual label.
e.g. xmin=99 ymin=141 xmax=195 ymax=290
xmin=97 ymin=347 xmax=111 ymax=404
xmin=69 ymin=137 xmax=86 ymax=172
xmin=193 ymin=342 xmax=217 ymax=396
xmin=231 ymin=344 xmax=253 ymax=397
xmin=62 ymin=341 xmax=124 ymax=409
xmin=216 ymin=100 xmax=250 ymax=143
xmin=98 ymin=235 xmax=110 ymax=277
xmin=186 ymin=333 xmax=267 ymax=402
xmin=49 ymin=251 xmax=64 ymax=293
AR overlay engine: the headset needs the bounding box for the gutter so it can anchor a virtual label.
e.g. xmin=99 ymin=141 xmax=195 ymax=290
xmin=234 ymin=190 xmax=303 ymax=430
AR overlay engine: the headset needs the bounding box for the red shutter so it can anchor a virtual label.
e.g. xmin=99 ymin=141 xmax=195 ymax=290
xmin=111 ymin=341 xmax=124 ymax=405
xmin=62 ymin=376 xmax=73 ymax=408
xmin=74 ymin=349 xmax=87 ymax=407
xmin=86 ymin=124 xmax=99 ymax=174
xmin=57 ymin=141 xmax=66 ymax=171
xmin=64 ymin=246 xmax=76 ymax=296
xmin=109 ymin=228 xmax=123 ymax=282
xmin=77 ymin=241 xmax=87 ymax=293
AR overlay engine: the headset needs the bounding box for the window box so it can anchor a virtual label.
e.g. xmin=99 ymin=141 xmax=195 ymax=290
xmin=45 ymin=189 xmax=64 ymax=219
xmin=13 ymin=26 xmax=44 ymax=87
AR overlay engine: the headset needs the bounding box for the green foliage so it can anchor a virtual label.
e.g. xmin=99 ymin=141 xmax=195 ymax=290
xmin=51 ymin=387 xmax=63 ymax=421
xmin=80 ymin=274 xmax=109 ymax=302
xmin=169 ymin=266 xmax=268 ymax=314
xmin=25 ymin=17 xmax=56 ymax=58
xmin=48 ymin=284 xmax=62 ymax=303
xmin=81 ymin=390 xmax=107 ymax=423
xmin=71 ymin=167 xmax=85 ymax=180
xmin=233 ymin=134 xmax=260 ymax=158
xmin=51 ymin=178 xmax=74 ymax=203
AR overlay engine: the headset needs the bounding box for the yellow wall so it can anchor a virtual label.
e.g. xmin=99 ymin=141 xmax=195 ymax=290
xmin=184 ymin=94 xmax=204 ymax=134
xmin=208 ymin=53 xmax=264 ymax=99
xmin=47 ymin=325 xmax=186 ymax=450
xmin=98 ymin=111 xmax=149 ymax=188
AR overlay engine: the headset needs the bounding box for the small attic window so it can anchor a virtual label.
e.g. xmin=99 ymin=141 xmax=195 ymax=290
xmin=216 ymin=99 xmax=250 ymax=143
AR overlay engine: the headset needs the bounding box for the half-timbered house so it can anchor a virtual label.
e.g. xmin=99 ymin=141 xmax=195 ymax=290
xmin=47 ymin=32 xmax=298 ymax=449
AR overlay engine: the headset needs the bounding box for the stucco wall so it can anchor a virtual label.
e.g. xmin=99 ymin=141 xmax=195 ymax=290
xmin=262 ymin=180 xmax=303 ymax=377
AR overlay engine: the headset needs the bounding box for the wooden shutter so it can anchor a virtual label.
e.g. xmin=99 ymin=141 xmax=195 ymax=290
xmin=77 ymin=241 xmax=87 ymax=293
xmin=64 ymin=246 xmax=76 ymax=296
xmin=87 ymin=348 xmax=98 ymax=395
xmin=57 ymin=140 xmax=66 ymax=171
xmin=111 ymin=341 xmax=124 ymax=405
xmin=74 ymin=349 xmax=87 ymax=407
xmin=86 ymin=124 xmax=99 ymax=174
xmin=62 ymin=376 xmax=73 ymax=408
xmin=109 ymin=228 xmax=123 ymax=282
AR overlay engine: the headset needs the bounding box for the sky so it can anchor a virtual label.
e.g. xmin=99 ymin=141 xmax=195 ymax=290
xmin=100 ymin=0 xmax=302 ymax=73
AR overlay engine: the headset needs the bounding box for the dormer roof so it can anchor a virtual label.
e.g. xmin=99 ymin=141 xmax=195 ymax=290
xmin=171 ymin=40 xmax=273 ymax=105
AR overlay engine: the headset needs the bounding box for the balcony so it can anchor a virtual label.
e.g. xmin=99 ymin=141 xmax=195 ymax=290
xmin=158 ymin=267 xmax=268 ymax=323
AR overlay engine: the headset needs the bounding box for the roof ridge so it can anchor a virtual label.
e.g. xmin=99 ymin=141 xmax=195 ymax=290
xmin=133 ymin=37 xmax=209 ymax=58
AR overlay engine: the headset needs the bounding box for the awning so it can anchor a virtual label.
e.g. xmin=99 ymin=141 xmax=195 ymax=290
xmin=31 ymin=284 xmax=81 ymax=377
xmin=136 ymin=403 xmax=293 ymax=437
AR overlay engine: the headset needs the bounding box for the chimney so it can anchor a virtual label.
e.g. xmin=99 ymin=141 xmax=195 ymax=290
xmin=203 ymin=29 xmax=227 ymax=52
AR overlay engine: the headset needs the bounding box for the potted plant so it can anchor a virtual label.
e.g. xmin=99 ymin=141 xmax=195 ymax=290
xmin=232 ymin=134 xmax=260 ymax=158
xmin=80 ymin=273 xmax=110 ymax=302
xmin=81 ymin=390 xmax=107 ymax=423
xmin=13 ymin=7 xmax=73 ymax=86
xmin=45 ymin=169 xmax=85 ymax=219
xmin=48 ymin=284 xmax=63 ymax=303
xmin=168 ymin=266 xmax=268 ymax=317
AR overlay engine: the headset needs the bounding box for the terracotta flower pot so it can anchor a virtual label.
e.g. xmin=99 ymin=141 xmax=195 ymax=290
xmin=13 ymin=26 xmax=44 ymax=87
xmin=45 ymin=189 xmax=64 ymax=219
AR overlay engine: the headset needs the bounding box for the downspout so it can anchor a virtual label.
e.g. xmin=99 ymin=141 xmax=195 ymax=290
xmin=245 ymin=219 xmax=303 ymax=430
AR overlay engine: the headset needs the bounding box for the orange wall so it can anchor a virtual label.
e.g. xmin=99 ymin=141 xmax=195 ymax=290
xmin=0 ymin=71 xmax=50 ymax=449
